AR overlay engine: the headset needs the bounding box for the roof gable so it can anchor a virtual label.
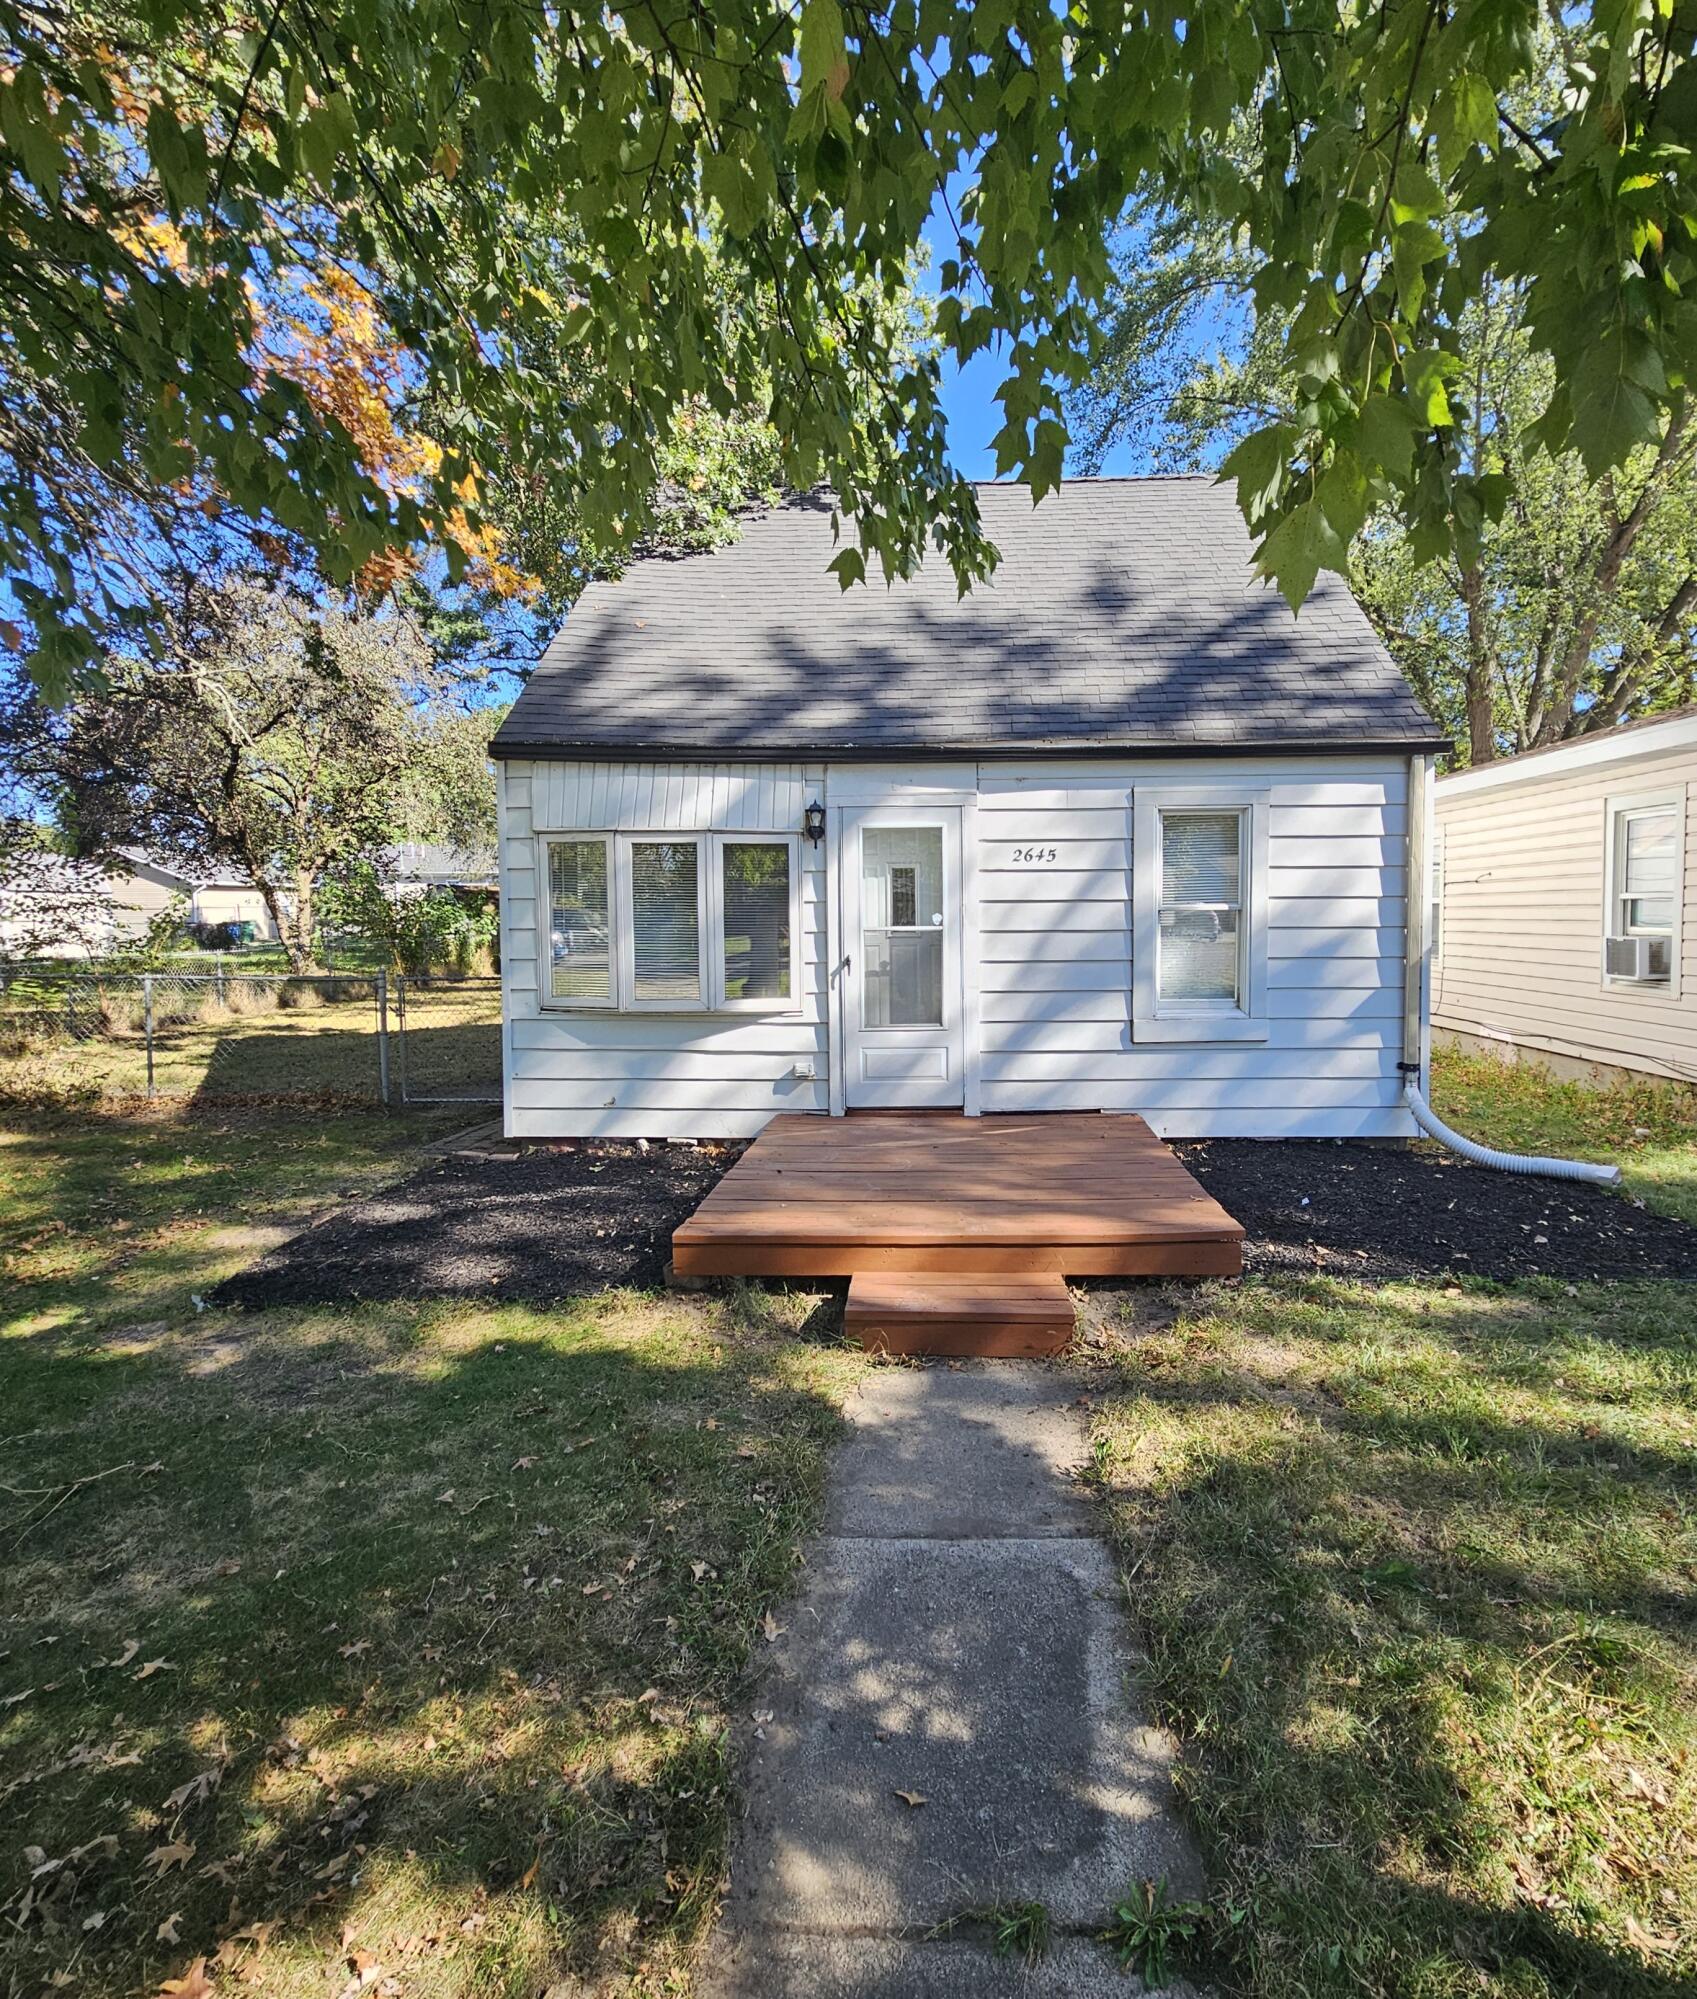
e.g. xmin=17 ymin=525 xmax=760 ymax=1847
xmin=494 ymin=479 xmax=1447 ymax=760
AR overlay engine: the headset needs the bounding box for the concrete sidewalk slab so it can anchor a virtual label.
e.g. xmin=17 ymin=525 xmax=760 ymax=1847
xmin=700 ymin=1360 xmax=1203 ymax=1998
xmin=824 ymin=1364 xmax=1095 ymax=1541
xmin=723 ymin=1535 xmax=1195 ymax=1932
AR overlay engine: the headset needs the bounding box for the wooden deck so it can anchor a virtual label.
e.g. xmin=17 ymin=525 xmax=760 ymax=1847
xmin=672 ymin=1114 xmax=1242 ymax=1350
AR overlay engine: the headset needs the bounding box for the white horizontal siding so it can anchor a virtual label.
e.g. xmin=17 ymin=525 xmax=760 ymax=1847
xmin=974 ymin=757 xmax=1413 ymax=1138
xmin=501 ymin=758 xmax=828 ymax=1138
xmin=502 ymin=754 xmax=1416 ymax=1140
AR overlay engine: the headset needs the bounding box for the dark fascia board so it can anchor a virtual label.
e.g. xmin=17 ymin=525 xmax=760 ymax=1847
xmin=490 ymin=732 xmax=1454 ymax=762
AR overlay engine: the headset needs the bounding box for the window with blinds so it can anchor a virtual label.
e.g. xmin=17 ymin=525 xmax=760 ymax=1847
xmin=539 ymin=832 xmax=799 ymax=1012
xmin=546 ymin=838 xmax=611 ymax=1002
xmin=721 ymin=841 xmax=792 ymax=1002
xmin=630 ymin=840 xmax=701 ymax=1001
xmin=1158 ymin=809 xmax=1243 ymax=1005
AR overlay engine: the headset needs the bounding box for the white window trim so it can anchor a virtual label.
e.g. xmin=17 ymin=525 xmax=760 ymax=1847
xmin=537 ymin=830 xmax=802 ymax=1015
xmin=537 ymin=832 xmax=615 ymax=1011
xmin=1132 ymin=786 xmax=1270 ymax=1043
xmin=616 ymin=832 xmax=711 ymax=1012
xmin=709 ymin=833 xmax=804 ymax=1013
xmin=1602 ymin=786 xmax=1684 ymax=997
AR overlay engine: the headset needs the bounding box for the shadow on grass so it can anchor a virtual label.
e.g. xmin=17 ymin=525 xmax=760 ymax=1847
xmin=1088 ymin=1277 xmax=1697 ymax=1998
xmin=1 ymin=1251 xmax=852 ymax=1999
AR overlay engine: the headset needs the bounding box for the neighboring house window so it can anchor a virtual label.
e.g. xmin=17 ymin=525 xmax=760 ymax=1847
xmin=1132 ymin=788 xmax=1269 ymax=1042
xmin=1430 ymin=843 xmax=1443 ymax=966
xmin=1603 ymin=793 xmax=1683 ymax=989
xmin=541 ymin=832 xmax=799 ymax=1013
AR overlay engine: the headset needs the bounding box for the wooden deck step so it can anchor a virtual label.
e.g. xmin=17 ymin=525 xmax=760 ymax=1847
xmin=844 ymin=1271 xmax=1075 ymax=1359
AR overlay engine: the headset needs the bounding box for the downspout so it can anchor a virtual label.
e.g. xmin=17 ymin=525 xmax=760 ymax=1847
xmin=1399 ymin=752 xmax=1622 ymax=1187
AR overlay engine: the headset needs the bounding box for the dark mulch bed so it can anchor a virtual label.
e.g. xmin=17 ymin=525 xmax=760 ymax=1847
xmin=211 ymin=1141 xmax=738 ymax=1309
xmin=212 ymin=1133 xmax=1697 ymax=1312
xmin=1177 ymin=1139 xmax=1697 ymax=1283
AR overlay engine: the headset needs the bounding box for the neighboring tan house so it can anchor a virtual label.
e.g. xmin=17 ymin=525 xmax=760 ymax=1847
xmin=1433 ymin=708 xmax=1697 ymax=1083
xmin=0 ymin=849 xmax=277 ymax=959
xmin=114 ymin=850 xmax=278 ymax=942
xmin=489 ymin=478 xmax=1449 ymax=1141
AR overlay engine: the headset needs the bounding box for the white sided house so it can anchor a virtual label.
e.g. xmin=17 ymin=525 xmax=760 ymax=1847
xmin=491 ymin=479 xmax=1449 ymax=1143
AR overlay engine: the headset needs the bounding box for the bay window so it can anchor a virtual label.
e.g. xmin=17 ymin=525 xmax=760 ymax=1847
xmin=542 ymin=832 xmax=799 ymax=1012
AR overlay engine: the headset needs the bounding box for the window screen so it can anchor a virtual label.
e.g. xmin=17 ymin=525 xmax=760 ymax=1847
xmin=1158 ymin=810 xmax=1242 ymax=1004
xmin=547 ymin=840 xmax=611 ymax=1002
xmin=1620 ymin=808 xmax=1677 ymax=934
xmin=721 ymin=842 xmax=792 ymax=1001
xmin=630 ymin=840 xmax=700 ymax=1001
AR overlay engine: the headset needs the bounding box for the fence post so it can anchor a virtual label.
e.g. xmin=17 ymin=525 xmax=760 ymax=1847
xmin=143 ymin=972 xmax=155 ymax=1097
xmin=376 ymin=969 xmax=391 ymax=1107
xmin=216 ymin=958 xmax=225 ymax=1007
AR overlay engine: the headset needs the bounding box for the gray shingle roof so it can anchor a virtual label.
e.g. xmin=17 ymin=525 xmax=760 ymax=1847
xmin=493 ymin=478 xmax=1448 ymax=760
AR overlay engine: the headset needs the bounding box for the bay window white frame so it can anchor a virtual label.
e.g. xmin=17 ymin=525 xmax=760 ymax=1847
xmin=1602 ymin=787 xmax=1684 ymax=996
xmin=537 ymin=830 xmax=802 ymax=1015
xmin=538 ymin=832 xmax=615 ymax=1010
xmin=710 ymin=832 xmax=804 ymax=1013
xmin=1132 ymin=786 xmax=1270 ymax=1043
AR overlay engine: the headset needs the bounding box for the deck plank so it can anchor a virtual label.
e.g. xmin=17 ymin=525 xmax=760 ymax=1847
xmin=670 ymin=1111 xmax=1243 ymax=1281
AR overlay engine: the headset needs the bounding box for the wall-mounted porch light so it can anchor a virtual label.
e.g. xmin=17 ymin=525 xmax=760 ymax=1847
xmin=802 ymin=800 xmax=826 ymax=845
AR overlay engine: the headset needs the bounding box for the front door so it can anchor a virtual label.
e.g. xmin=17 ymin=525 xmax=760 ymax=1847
xmin=842 ymin=807 xmax=964 ymax=1108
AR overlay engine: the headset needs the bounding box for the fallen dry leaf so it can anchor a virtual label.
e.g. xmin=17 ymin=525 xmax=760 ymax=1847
xmin=134 ymin=1658 xmax=178 ymax=1681
xmin=892 ymin=1789 xmax=927 ymax=1808
xmin=211 ymin=1559 xmax=241 ymax=1578
xmin=165 ymin=1767 xmax=224 ymax=1813
xmin=511 ymin=1456 xmax=537 ymax=1470
xmin=338 ymin=1641 xmax=371 ymax=1660
xmin=157 ymin=1912 xmax=183 ymax=1945
xmin=146 ymin=1839 xmax=196 ymax=1878
xmin=690 ymin=1561 xmax=713 ymax=1582
xmin=101 ymin=1639 xmax=141 ymax=1669
xmin=158 ymin=1958 xmax=215 ymax=1999
xmin=761 ymin=1611 xmax=783 ymax=1643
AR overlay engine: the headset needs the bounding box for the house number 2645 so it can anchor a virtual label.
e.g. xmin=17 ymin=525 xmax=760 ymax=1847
xmin=1010 ymin=845 xmax=1057 ymax=864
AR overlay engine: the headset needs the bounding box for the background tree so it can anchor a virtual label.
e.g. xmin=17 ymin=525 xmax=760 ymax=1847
xmin=1072 ymin=201 xmax=1697 ymax=765
xmin=1 ymin=0 xmax=1692 ymax=698
xmin=0 ymin=583 xmax=465 ymax=969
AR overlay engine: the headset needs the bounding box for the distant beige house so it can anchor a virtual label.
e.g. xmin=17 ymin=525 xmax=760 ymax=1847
xmin=0 ymin=848 xmax=276 ymax=960
xmin=1433 ymin=709 xmax=1697 ymax=1083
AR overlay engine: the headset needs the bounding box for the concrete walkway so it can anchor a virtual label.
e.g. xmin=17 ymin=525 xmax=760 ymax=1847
xmin=699 ymin=1362 xmax=1204 ymax=1997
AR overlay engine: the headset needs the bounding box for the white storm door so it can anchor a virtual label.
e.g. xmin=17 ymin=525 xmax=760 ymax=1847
xmin=842 ymin=808 xmax=963 ymax=1108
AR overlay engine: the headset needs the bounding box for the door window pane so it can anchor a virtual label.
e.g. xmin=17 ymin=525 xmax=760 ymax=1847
xmin=863 ymin=826 xmax=944 ymax=1027
xmin=722 ymin=842 xmax=792 ymax=1001
xmin=631 ymin=840 xmax=700 ymax=1001
xmin=547 ymin=840 xmax=610 ymax=1001
xmin=1159 ymin=810 xmax=1243 ymax=1004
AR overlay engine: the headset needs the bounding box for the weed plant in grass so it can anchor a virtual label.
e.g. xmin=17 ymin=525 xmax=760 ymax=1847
xmin=1085 ymin=1278 xmax=1697 ymax=1999
xmin=0 ymin=1107 xmax=862 ymax=1999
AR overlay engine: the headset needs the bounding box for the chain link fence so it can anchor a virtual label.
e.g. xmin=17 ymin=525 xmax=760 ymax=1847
xmin=0 ymin=967 xmax=502 ymax=1107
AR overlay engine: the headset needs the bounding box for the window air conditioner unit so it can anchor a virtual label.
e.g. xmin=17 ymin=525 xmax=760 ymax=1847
xmin=1605 ymin=935 xmax=1671 ymax=982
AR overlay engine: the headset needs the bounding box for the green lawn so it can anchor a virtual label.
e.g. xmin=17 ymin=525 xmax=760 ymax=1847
xmin=1083 ymin=1225 xmax=1697 ymax=1987
xmin=7 ymin=1058 xmax=1697 ymax=1999
xmin=0 ymin=1107 xmax=861 ymax=1999
xmin=1431 ymin=1043 xmax=1697 ymax=1224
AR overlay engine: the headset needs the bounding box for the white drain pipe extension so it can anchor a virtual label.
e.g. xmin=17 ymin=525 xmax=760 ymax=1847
xmin=1401 ymin=1079 xmax=1622 ymax=1185
xmin=1401 ymin=753 xmax=1621 ymax=1188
